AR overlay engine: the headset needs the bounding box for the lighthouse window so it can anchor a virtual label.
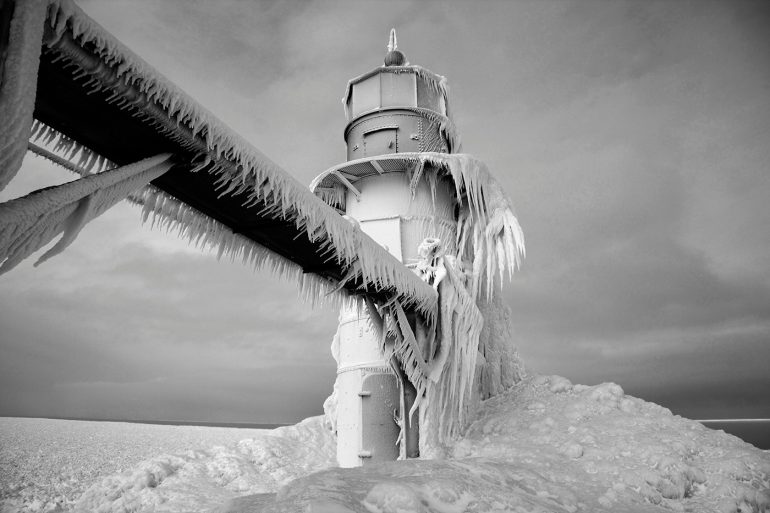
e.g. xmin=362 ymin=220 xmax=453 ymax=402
xmin=351 ymin=75 xmax=381 ymax=117
xmin=381 ymin=72 xmax=417 ymax=109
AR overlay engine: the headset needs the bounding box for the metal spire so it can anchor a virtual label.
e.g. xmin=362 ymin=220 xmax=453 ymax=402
xmin=387 ymin=28 xmax=398 ymax=53
xmin=384 ymin=29 xmax=406 ymax=66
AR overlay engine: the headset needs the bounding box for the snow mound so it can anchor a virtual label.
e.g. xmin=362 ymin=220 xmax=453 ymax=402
xmin=72 ymin=416 xmax=335 ymax=513
xmin=457 ymin=375 xmax=770 ymax=512
xmin=229 ymin=376 xmax=769 ymax=513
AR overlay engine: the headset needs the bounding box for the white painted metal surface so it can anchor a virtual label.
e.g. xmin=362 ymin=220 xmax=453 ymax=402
xmin=335 ymin=304 xmax=393 ymax=467
xmin=334 ymin=166 xmax=455 ymax=467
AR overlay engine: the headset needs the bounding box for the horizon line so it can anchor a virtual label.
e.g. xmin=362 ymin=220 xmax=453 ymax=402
xmin=4 ymin=415 xmax=770 ymax=424
xmin=696 ymin=418 xmax=770 ymax=422
xmin=0 ymin=415 xmax=292 ymax=425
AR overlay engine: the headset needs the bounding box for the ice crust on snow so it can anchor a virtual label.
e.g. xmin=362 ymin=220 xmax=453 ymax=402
xmin=3 ymin=378 xmax=768 ymax=513
xmin=0 ymin=417 xmax=271 ymax=513
xmin=0 ymin=416 xmax=335 ymax=513
xmin=233 ymin=376 xmax=769 ymax=513
xmin=72 ymin=417 xmax=335 ymax=513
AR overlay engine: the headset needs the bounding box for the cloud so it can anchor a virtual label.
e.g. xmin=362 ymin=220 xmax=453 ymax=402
xmin=2 ymin=0 xmax=769 ymax=423
xmin=0 ymin=170 xmax=338 ymax=420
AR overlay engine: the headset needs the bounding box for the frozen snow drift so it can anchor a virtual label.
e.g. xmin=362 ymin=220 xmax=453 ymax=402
xmin=224 ymin=376 xmax=769 ymax=513
xmin=5 ymin=375 xmax=765 ymax=513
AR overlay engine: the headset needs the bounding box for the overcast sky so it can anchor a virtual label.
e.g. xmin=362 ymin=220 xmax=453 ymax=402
xmin=1 ymin=0 xmax=768 ymax=423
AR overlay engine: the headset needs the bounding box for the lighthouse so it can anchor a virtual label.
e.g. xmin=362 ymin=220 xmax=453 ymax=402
xmin=312 ymin=30 xmax=460 ymax=467
xmin=312 ymin=30 xmax=525 ymax=468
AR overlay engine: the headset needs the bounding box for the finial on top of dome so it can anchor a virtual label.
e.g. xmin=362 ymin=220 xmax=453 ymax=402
xmin=387 ymin=28 xmax=398 ymax=53
xmin=384 ymin=28 xmax=407 ymax=66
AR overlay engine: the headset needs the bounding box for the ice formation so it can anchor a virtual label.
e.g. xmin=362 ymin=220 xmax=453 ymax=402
xmin=29 ymin=120 xmax=115 ymax=175
xmin=319 ymin=151 xmax=526 ymax=453
xmin=406 ymin=153 xmax=526 ymax=300
xmin=413 ymin=239 xmax=485 ymax=457
xmin=227 ymin=377 xmax=770 ymax=513
xmin=2 ymin=379 xmax=768 ymax=513
xmin=0 ymin=416 xmax=336 ymax=513
xmin=0 ymin=418 xmax=279 ymax=513
xmin=0 ymin=1 xmax=47 ymax=191
xmin=72 ymin=417 xmax=336 ymax=513
xmin=0 ymin=153 xmax=174 ymax=275
xmin=311 ymin=152 xmax=525 ymax=302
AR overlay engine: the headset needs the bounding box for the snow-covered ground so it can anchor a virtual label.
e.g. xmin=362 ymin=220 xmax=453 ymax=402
xmin=2 ymin=377 xmax=768 ymax=513
xmin=0 ymin=417 xmax=335 ymax=513
xmin=225 ymin=376 xmax=769 ymax=513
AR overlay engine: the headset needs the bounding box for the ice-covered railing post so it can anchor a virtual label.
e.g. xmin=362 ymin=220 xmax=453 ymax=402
xmin=313 ymin=31 xmax=526 ymax=466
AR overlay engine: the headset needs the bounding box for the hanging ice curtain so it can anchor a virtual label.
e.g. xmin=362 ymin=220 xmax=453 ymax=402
xmin=0 ymin=153 xmax=174 ymax=274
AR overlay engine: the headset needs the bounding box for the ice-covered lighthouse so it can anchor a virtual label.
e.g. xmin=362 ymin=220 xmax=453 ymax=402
xmin=311 ymin=30 xmax=525 ymax=467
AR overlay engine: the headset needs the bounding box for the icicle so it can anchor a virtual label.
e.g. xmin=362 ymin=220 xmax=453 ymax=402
xmin=33 ymin=194 xmax=93 ymax=266
xmin=387 ymin=28 xmax=398 ymax=52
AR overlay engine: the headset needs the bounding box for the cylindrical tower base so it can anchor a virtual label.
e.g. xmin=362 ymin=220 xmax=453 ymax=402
xmin=335 ymin=303 xmax=400 ymax=467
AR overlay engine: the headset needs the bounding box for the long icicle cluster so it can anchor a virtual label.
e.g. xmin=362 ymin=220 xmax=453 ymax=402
xmin=397 ymin=238 xmax=483 ymax=453
xmin=417 ymin=153 xmax=526 ymax=301
xmin=362 ymin=233 xmax=488 ymax=454
xmin=313 ymin=152 xmax=525 ymax=300
xmin=29 ymin=120 xmax=115 ymax=174
xmin=421 ymin=255 xmax=484 ymax=451
xmin=414 ymin=156 xmax=524 ymax=448
xmin=375 ymin=156 xmax=524 ymax=451
xmin=133 ymin=186 xmax=376 ymax=309
xmin=311 ymin=150 xmax=524 ymax=450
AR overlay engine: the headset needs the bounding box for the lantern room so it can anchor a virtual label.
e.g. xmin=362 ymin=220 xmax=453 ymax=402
xmin=341 ymin=32 xmax=456 ymax=161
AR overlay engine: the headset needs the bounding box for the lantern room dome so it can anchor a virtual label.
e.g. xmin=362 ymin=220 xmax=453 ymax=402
xmin=384 ymin=49 xmax=407 ymax=67
xmin=384 ymin=28 xmax=407 ymax=66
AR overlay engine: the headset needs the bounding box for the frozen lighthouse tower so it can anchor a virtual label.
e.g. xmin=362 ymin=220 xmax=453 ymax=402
xmin=312 ymin=30 xmax=525 ymax=467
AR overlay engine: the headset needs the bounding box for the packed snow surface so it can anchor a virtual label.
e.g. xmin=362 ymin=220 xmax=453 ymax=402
xmin=3 ymin=379 xmax=768 ymax=513
xmin=234 ymin=376 xmax=769 ymax=513
xmin=0 ymin=417 xmax=334 ymax=513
